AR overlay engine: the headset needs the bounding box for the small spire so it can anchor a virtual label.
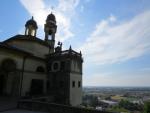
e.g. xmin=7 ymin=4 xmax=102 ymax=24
xmin=58 ymin=41 xmax=60 ymax=45
xmin=69 ymin=45 xmax=72 ymax=54
xmin=80 ymin=51 xmax=82 ymax=55
xmin=31 ymin=16 xmax=34 ymax=20
xmin=60 ymin=42 xmax=62 ymax=48
xmin=69 ymin=45 xmax=72 ymax=50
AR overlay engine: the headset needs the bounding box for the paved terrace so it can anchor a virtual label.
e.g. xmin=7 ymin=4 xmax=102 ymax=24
xmin=0 ymin=96 xmax=18 ymax=112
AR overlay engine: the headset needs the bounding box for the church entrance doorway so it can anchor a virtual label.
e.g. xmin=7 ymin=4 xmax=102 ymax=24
xmin=30 ymin=79 xmax=44 ymax=96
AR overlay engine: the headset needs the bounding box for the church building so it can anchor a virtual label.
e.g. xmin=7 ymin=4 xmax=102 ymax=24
xmin=0 ymin=13 xmax=83 ymax=106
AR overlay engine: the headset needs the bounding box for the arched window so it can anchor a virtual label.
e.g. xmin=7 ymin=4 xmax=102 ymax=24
xmin=36 ymin=66 xmax=45 ymax=73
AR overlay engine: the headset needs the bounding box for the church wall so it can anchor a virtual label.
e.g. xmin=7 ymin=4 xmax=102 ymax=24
xmin=70 ymin=60 xmax=82 ymax=73
xmin=69 ymin=73 xmax=82 ymax=106
xmin=69 ymin=59 xmax=82 ymax=106
xmin=0 ymin=50 xmax=47 ymax=96
xmin=21 ymin=71 xmax=47 ymax=96
xmin=21 ymin=58 xmax=47 ymax=96
xmin=7 ymin=40 xmax=50 ymax=58
xmin=24 ymin=58 xmax=46 ymax=72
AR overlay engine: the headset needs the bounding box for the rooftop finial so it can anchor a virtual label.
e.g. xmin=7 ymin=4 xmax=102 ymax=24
xmin=69 ymin=45 xmax=72 ymax=50
xmin=31 ymin=16 xmax=34 ymax=20
xmin=80 ymin=51 xmax=82 ymax=55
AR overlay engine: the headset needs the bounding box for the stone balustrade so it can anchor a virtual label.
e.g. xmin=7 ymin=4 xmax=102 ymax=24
xmin=18 ymin=100 xmax=114 ymax=113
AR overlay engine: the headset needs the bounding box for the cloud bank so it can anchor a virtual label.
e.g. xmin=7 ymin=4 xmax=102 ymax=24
xmin=81 ymin=11 xmax=150 ymax=65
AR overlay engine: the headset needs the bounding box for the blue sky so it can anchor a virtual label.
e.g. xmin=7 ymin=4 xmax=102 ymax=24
xmin=0 ymin=0 xmax=150 ymax=86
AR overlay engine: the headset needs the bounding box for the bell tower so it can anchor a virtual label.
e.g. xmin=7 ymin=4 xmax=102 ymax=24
xmin=44 ymin=13 xmax=57 ymax=52
xmin=25 ymin=16 xmax=38 ymax=37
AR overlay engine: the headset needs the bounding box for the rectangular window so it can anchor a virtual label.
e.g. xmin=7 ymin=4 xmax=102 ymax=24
xmin=72 ymin=81 xmax=75 ymax=88
xmin=78 ymin=81 xmax=81 ymax=88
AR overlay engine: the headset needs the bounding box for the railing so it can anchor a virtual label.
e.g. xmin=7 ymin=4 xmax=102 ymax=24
xmin=49 ymin=50 xmax=82 ymax=57
xmin=18 ymin=100 xmax=113 ymax=113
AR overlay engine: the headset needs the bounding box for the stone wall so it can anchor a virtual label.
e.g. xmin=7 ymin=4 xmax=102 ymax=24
xmin=18 ymin=100 xmax=114 ymax=113
xmin=69 ymin=72 xmax=82 ymax=106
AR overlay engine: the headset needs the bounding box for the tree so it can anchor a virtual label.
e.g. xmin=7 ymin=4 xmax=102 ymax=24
xmin=143 ymin=101 xmax=150 ymax=113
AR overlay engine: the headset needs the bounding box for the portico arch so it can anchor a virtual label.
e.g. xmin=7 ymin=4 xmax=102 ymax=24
xmin=1 ymin=58 xmax=16 ymax=72
xmin=0 ymin=58 xmax=17 ymax=96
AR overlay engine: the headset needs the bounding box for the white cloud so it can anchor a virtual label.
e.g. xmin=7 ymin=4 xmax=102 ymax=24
xmin=57 ymin=0 xmax=79 ymax=13
xmin=20 ymin=0 xmax=47 ymax=26
xmin=109 ymin=14 xmax=116 ymax=22
xmin=80 ymin=11 xmax=150 ymax=65
xmin=19 ymin=0 xmax=80 ymax=41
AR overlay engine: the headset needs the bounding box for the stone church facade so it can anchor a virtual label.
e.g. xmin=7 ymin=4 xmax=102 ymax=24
xmin=0 ymin=13 xmax=83 ymax=106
